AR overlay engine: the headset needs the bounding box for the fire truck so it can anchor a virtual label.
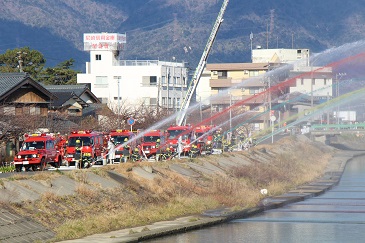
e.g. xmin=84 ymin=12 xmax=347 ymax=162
xmin=166 ymin=124 xmax=194 ymax=156
xmin=13 ymin=133 xmax=63 ymax=172
xmin=140 ymin=130 xmax=166 ymax=159
xmin=65 ymin=130 xmax=104 ymax=166
xmin=193 ymin=125 xmax=215 ymax=154
xmin=109 ymin=129 xmax=136 ymax=162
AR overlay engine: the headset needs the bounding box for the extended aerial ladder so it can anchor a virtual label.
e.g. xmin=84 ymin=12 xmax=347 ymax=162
xmin=176 ymin=0 xmax=229 ymax=126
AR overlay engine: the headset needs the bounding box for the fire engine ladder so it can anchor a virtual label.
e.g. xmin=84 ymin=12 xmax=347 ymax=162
xmin=176 ymin=0 xmax=229 ymax=126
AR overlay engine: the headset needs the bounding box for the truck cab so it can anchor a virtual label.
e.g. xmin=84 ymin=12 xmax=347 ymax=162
xmin=140 ymin=130 xmax=166 ymax=159
xmin=166 ymin=124 xmax=193 ymax=156
xmin=109 ymin=129 xmax=136 ymax=162
xmin=13 ymin=133 xmax=62 ymax=172
xmin=194 ymin=125 xmax=215 ymax=154
xmin=65 ymin=130 xmax=103 ymax=166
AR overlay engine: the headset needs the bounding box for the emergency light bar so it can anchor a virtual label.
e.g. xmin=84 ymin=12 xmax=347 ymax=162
xmin=112 ymin=129 xmax=130 ymax=133
xmin=25 ymin=133 xmax=47 ymax=137
xmin=71 ymin=130 xmax=92 ymax=134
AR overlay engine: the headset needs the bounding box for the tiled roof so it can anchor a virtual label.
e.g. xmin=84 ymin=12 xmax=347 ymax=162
xmin=0 ymin=72 xmax=56 ymax=101
xmin=44 ymin=84 xmax=100 ymax=107
xmin=0 ymin=72 xmax=29 ymax=98
xmin=44 ymin=85 xmax=86 ymax=107
xmin=45 ymin=84 xmax=89 ymax=97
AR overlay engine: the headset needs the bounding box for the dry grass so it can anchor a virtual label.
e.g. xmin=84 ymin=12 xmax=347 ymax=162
xmin=76 ymin=184 xmax=99 ymax=198
xmin=54 ymin=195 xmax=217 ymax=241
xmin=67 ymin=170 xmax=89 ymax=184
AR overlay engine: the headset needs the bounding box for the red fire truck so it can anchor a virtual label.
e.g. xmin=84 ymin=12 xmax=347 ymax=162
xmin=140 ymin=130 xmax=166 ymax=159
xmin=109 ymin=129 xmax=136 ymax=162
xmin=13 ymin=133 xmax=63 ymax=172
xmin=193 ymin=125 xmax=215 ymax=154
xmin=166 ymin=124 xmax=194 ymax=156
xmin=65 ymin=130 xmax=104 ymax=166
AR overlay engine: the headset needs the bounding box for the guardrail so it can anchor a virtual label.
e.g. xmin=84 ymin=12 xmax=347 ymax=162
xmin=310 ymin=123 xmax=365 ymax=130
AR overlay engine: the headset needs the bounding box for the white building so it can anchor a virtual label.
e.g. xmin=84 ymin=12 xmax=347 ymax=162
xmin=289 ymin=66 xmax=333 ymax=100
xmin=252 ymin=48 xmax=310 ymax=67
xmin=77 ymin=33 xmax=188 ymax=112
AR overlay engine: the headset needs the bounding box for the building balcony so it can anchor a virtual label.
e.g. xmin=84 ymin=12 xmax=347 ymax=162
xmin=209 ymin=78 xmax=233 ymax=88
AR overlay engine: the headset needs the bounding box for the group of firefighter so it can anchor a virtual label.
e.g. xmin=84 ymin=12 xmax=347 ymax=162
xmin=105 ymin=129 xmax=256 ymax=164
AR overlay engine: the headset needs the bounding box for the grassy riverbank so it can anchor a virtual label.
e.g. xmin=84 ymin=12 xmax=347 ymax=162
xmin=1 ymin=135 xmax=336 ymax=242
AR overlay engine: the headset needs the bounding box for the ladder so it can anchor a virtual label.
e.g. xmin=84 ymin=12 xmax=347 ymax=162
xmin=176 ymin=0 xmax=229 ymax=126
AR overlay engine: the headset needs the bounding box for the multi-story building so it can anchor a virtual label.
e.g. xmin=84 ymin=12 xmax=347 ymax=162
xmin=196 ymin=48 xmax=333 ymax=131
xmin=77 ymin=33 xmax=188 ymax=113
xmin=196 ymin=63 xmax=271 ymax=131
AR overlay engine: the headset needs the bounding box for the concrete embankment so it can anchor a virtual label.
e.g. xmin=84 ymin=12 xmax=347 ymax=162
xmin=0 ymin=135 xmax=364 ymax=243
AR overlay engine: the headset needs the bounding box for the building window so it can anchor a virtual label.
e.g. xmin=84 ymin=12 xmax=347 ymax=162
xmin=2 ymin=106 xmax=15 ymax=115
xmin=177 ymin=98 xmax=180 ymax=107
xmin=150 ymin=76 xmax=157 ymax=86
xmin=312 ymin=79 xmax=315 ymax=85
xmin=162 ymin=97 xmax=167 ymax=106
xmin=168 ymin=76 xmax=173 ymax=84
xmin=218 ymin=71 xmax=227 ymax=79
xmin=249 ymin=88 xmax=260 ymax=94
xmin=301 ymin=78 xmax=304 ymax=85
xmin=142 ymin=76 xmax=158 ymax=86
xmin=324 ymin=78 xmax=327 ymax=85
xmin=95 ymin=54 xmax=101 ymax=60
xmin=150 ymin=98 xmax=157 ymax=105
xmin=95 ymin=76 xmax=108 ymax=88
xmin=30 ymin=107 xmax=40 ymax=115
xmin=162 ymin=76 xmax=166 ymax=84
xmin=249 ymin=70 xmax=259 ymax=77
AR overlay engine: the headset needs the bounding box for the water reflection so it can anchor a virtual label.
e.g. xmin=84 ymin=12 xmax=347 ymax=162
xmin=146 ymin=155 xmax=365 ymax=243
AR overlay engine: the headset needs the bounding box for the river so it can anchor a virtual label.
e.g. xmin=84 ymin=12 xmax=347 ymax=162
xmin=147 ymin=154 xmax=365 ymax=243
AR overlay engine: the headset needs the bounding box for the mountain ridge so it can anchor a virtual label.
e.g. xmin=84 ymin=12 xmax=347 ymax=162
xmin=1 ymin=0 xmax=365 ymax=70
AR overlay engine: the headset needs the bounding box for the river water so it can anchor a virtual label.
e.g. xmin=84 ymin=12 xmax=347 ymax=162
xmin=147 ymin=154 xmax=365 ymax=243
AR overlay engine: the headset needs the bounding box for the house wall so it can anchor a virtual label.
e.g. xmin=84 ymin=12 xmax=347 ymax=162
xmin=9 ymin=88 xmax=48 ymax=103
xmin=1 ymin=87 xmax=50 ymax=116
xmin=80 ymin=93 xmax=94 ymax=104
xmin=289 ymin=66 xmax=333 ymax=98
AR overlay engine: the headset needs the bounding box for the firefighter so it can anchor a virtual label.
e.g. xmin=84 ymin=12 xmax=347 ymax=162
xmin=231 ymin=132 xmax=236 ymax=146
xmin=177 ymin=136 xmax=183 ymax=159
xmin=131 ymin=147 xmax=141 ymax=162
xmin=155 ymin=138 xmax=161 ymax=161
xmin=75 ymin=139 xmax=82 ymax=169
xmin=189 ymin=144 xmax=200 ymax=158
xmin=213 ymin=130 xmax=223 ymax=150
xmin=122 ymin=138 xmax=130 ymax=162
xmin=205 ymin=140 xmax=213 ymax=155
xmin=107 ymin=138 xmax=116 ymax=164
xmin=238 ymin=132 xmax=246 ymax=150
xmin=162 ymin=147 xmax=173 ymax=160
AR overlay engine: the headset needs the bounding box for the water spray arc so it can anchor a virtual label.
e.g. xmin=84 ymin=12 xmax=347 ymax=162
xmin=108 ymin=41 xmax=365 ymax=160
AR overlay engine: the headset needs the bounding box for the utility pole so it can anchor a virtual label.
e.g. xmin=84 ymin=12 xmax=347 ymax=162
xmin=336 ymin=73 xmax=347 ymax=125
xmin=250 ymin=32 xmax=253 ymax=62
xmin=17 ymin=51 xmax=27 ymax=72
xmin=113 ymin=76 xmax=121 ymax=127
xmin=229 ymin=92 xmax=232 ymax=131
